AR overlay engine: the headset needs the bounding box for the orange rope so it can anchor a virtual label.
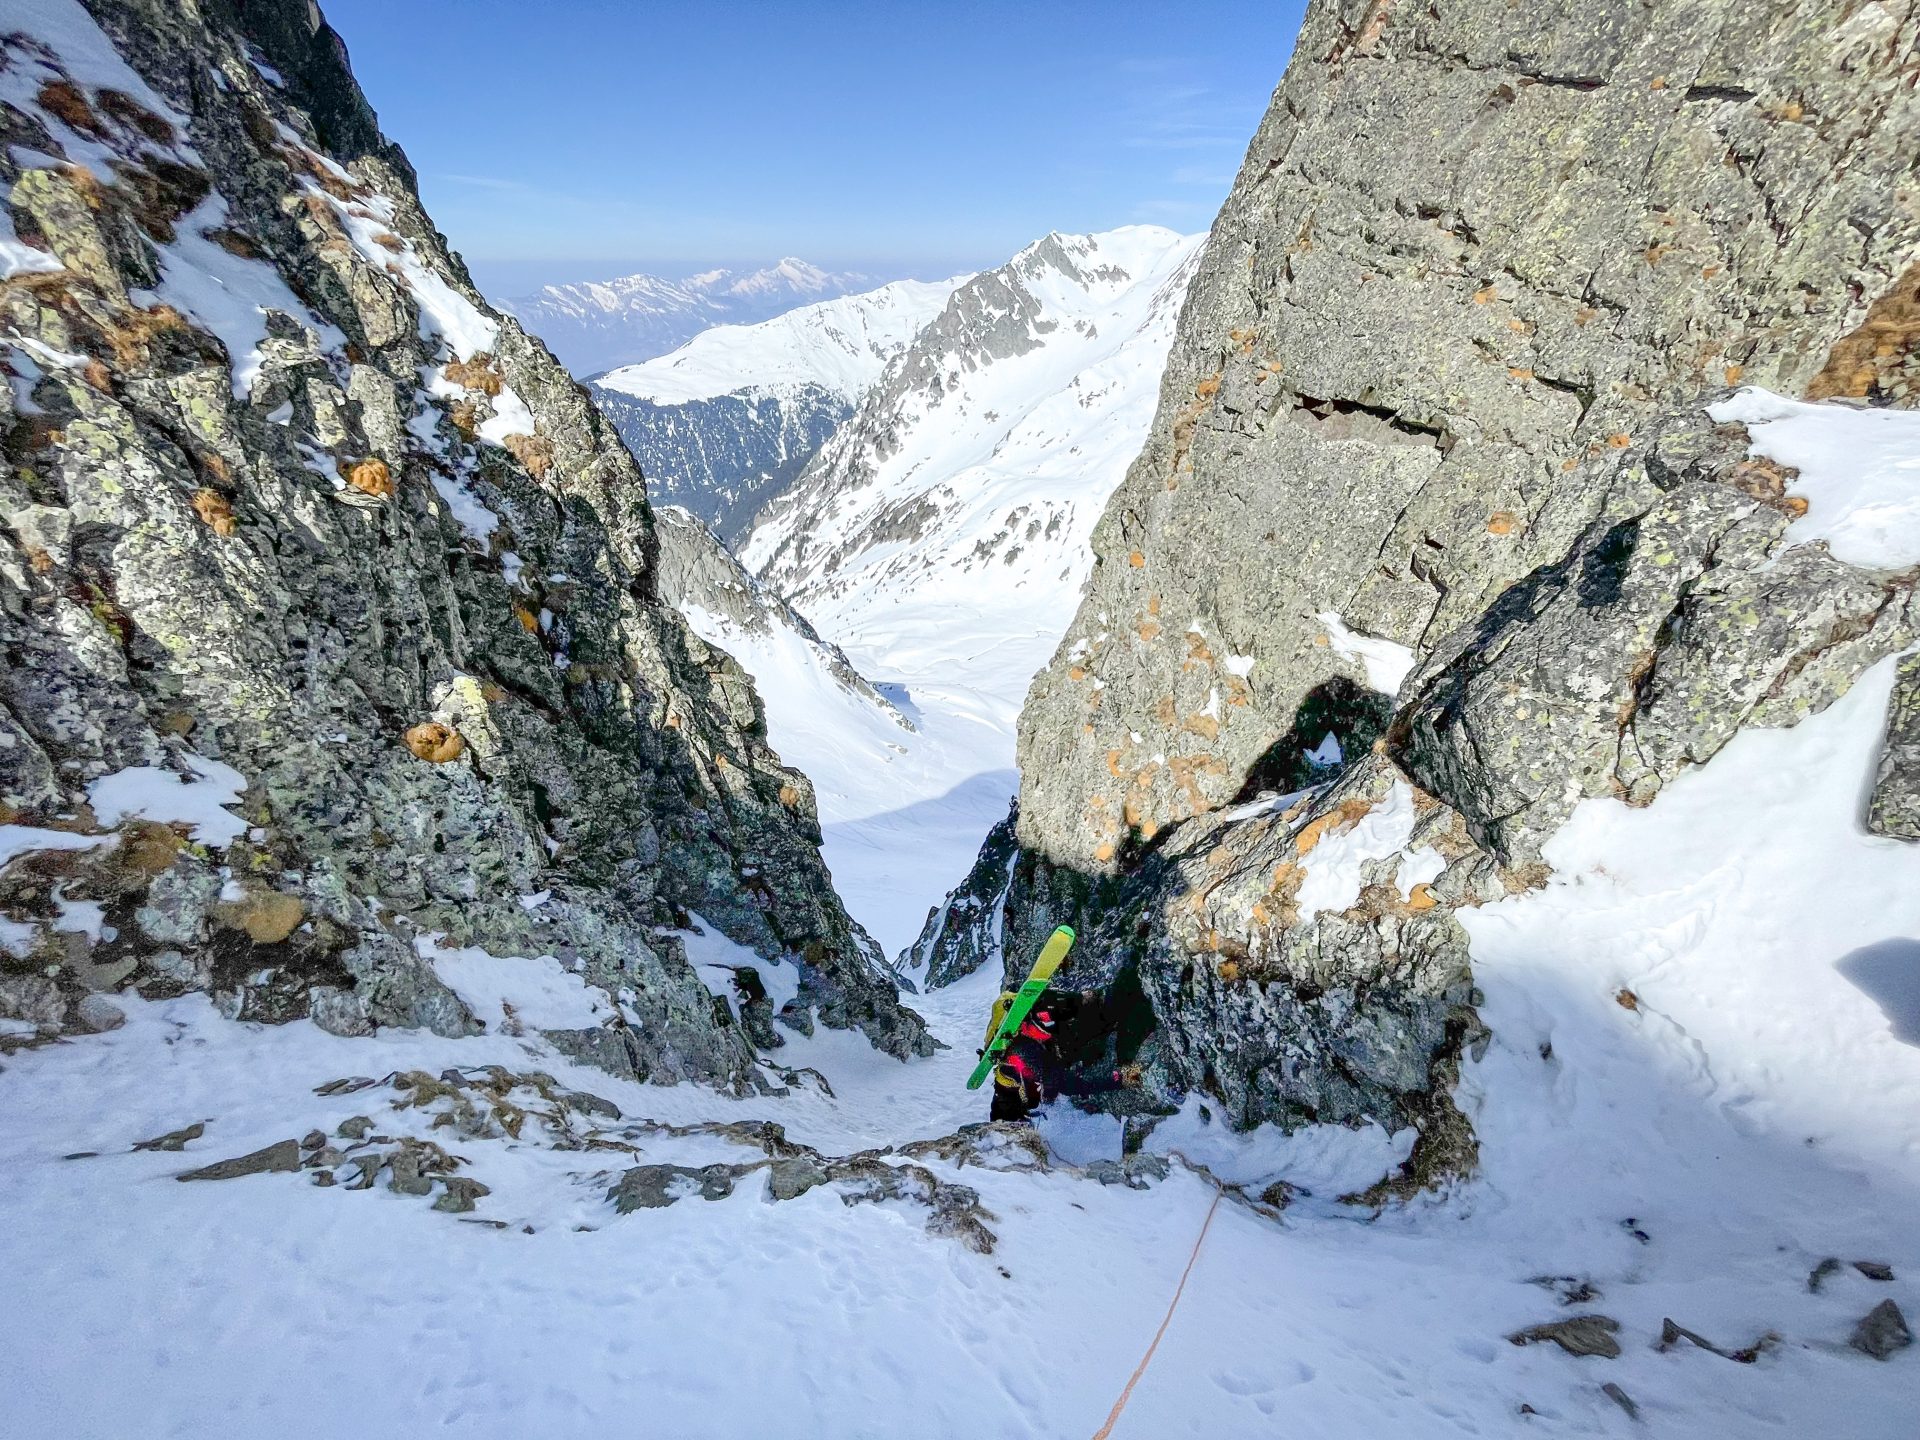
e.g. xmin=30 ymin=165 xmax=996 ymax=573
xmin=1089 ymin=1187 xmax=1224 ymax=1440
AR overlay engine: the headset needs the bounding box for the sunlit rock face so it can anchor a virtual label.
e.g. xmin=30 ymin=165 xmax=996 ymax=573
xmin=924 ymin=0 xmax=1920 ymax=1170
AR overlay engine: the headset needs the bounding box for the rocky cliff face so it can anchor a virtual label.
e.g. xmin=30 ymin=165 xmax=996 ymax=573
xmin=927 ymin=0 xmax=1920 ymax=1168
xmin=653 ymin=504 xmax=912 ymax=732
xmin=0 ymin=0 xmax=929 ymax=1075
xmin=593 ymin=383 xmax=849 ymax=548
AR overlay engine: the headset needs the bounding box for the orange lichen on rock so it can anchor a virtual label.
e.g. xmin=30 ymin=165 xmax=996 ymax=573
xmin=778 ymin=783 xmax=802 ymax=808
xmin=1182 ymin=713 xmax=1221 ymax=741
xmin=1194 ymin=374 xmax=1221 ymax=399
xmin=1407 ymin=883 xmax=1438 ymax=911
xmin=1293 ymin=796 xmax=1376 ymax=857
xmin=37 ymin=80 xmax=102 ymax=135
xmin=1486 ymin=510 xmax=1518 ymax=535
xmin=502 ymin=432 xmax=554 ymax=480
xmin=1127 ymin=549 xmax=1145 ymax=568
xmin=513 ymin=604 xmax=540 ymax=633
xmin=443 ymin=353 xmax=505 ymax=396
xmin=403 ymin=722 xmax=465 ymax=763
xmin=191 ymin=487 xmax=236 ymax=537
xmin=343 ymin=458 xmax=394 ymax=498
xmin=1093 ymin=841 xmax=1116 ymax=864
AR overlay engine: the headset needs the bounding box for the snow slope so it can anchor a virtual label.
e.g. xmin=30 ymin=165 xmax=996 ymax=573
xmin=5 ymin=656 xmax=1915 ymax=1437
xmin=591 ymin=275 xmax=967 ymax=542
xmin=501 ymin=258 xmax=876 ymax=377
xmin=735 ymin=227 xmax=1205 ymax=956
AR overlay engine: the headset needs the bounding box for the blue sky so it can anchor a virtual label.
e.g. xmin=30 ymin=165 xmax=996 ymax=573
xmin=321 ymin=0 xmax=1306 ymax=296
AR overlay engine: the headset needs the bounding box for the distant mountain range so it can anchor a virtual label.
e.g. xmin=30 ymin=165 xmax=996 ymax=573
xmin=500 ymin=258 xmax=877 ymax=377
xmin=590 ymin=276 xmax=968 ymax=544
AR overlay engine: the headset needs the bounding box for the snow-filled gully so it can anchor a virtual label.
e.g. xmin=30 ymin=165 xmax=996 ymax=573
xmin=6 ymin=632 xmax=1917 ymax=1436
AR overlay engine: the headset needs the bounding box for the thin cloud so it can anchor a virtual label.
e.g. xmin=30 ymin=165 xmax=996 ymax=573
xmin=440 ymin=173 xmax=531 ymax=192
xmin=1117 ymin=73 xmax=1252 ymax=153
xmin=1131 ymin=198 xmax=1210 ymax=222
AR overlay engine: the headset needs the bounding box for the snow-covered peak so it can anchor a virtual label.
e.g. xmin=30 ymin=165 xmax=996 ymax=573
xmin=724 ymin=257 xmax=838 ymax=299
xmin=596 ymin=275 xmax=969 ymax=407
xmin=742 ymin=225 xmax=1204 ymax=600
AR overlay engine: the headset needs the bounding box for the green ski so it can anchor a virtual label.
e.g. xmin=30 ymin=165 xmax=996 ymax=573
xmin=967 ymin=924 xmax=1077 ymax=1089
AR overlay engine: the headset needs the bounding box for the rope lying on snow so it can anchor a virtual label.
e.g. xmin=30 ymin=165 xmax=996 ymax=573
xmin=1088 ymin=1186 xmax=1224 ymax=1440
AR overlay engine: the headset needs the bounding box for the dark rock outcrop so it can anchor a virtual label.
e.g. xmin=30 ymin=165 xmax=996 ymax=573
xmin=0 ymin=0 xmax=928 ymax=1077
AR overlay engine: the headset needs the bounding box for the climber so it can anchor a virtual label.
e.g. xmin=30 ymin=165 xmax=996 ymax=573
xmin=986 ymin=991 xmax=1138 ymax=1123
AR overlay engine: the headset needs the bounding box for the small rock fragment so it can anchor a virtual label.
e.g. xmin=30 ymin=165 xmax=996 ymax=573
xmin=1657 ymin=1317 xmax=1778 ymax=1363
xmin=1854 ymin=1261 xmax=1895 ymax=1283
xmin=336 ymin=1115 xmax=373 ymax=1140
xmin=1849 ymin=1300 xmax=1912 ymax=1361
xmin=1601 ymin=1383 xmax=1639 ymax=1421
xmin=1809 ymin=1257 xmax=1844 ymax=1292
xmin=73 ymin=995 xmax=126 ymax=1033
xmin=314 ymin=1077 xmax=378 ymax=1097
xmin=176 ymin=1139 xmax=300 ymax=1182
xmin=300 ymin=1129 xmax=327 ymax=1151
xmin=132 ymin=1122 xmax=205 ymax=1152
xmin=1507 ymin=1315 xmax=1622 ymax=1359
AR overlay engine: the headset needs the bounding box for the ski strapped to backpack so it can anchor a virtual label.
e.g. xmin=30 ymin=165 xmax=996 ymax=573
xmin=967 ymin=924 xmax=1076 ymax=1090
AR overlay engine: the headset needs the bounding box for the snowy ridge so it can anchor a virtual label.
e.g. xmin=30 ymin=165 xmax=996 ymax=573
xmin=590 ymin=275 xmax=967 ymax=542
xmin=596 ymin=275 xmax=966 ymax=407
xmin=501 ymin=258 xmax=876 ymax=377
